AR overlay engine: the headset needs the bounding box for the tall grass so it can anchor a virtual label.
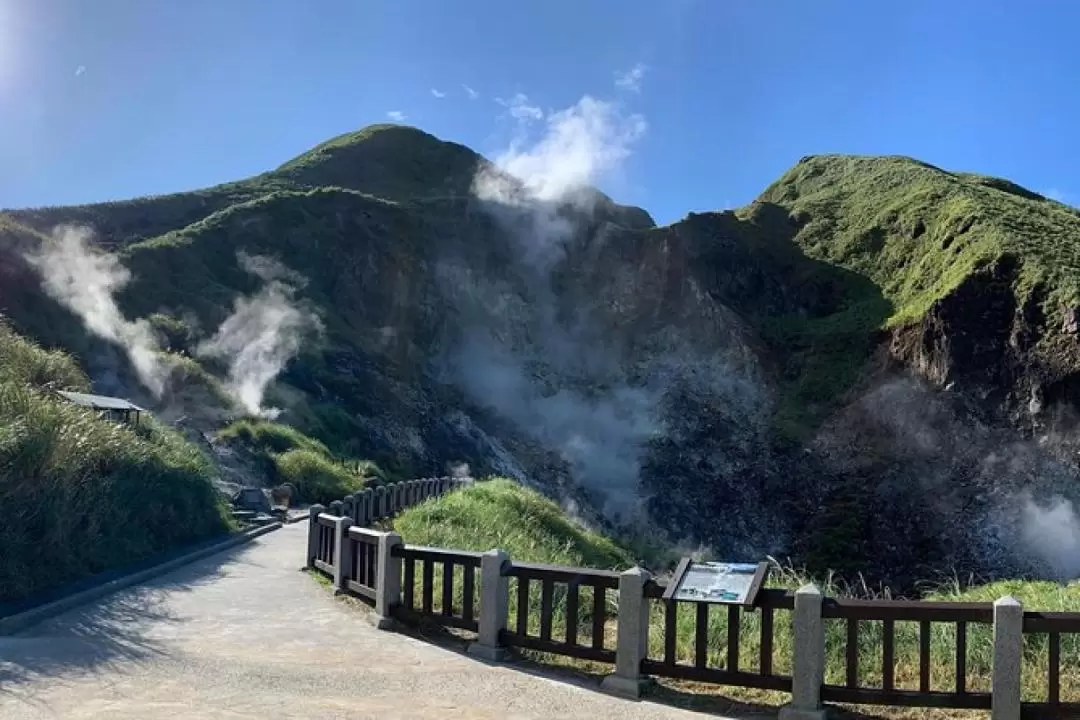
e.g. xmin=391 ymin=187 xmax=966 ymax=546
xmin=0 ymin=325 xmax=233 ymax=604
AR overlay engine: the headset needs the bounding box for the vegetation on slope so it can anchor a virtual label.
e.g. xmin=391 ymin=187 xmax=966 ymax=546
xmin=394 ymin=478 xmax=632 ymax=568
xmin=762 ymin=154 xmax=1080 ymax=327
xmin=216 ymin=419 xmax=384 ymax=504
xmin=0 ymin=323 xmax=232 ymax=604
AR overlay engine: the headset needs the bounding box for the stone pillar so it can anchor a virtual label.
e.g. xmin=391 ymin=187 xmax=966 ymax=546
xmin=332 ymin=516 xmax=353 ymax=593
xmin=374 ymin=486 xmax=387 ymax=520
xmin=992 ymin=596 xmax=1023 ymax=720
xmin=359 ymin=489 xmax=373 ymax=526
xmin=468 ymin=549 xmax=511 ymax=661
xmin=329 ymin=499 xmax=344 ymax=517
xmin=341 ymin=494 xmax=356 ymax=521
xmin=370 ymin=531 xmax=403 ymax=629
xmin=394 ymin=482 xmax=405 ymax=511
xmin=305 ymin=503 xmax=325 ymax=568
xmin=779 ymin=585 xmax=827 ymax=720
xmin=601 ymin=567 xmax=652 ymax=699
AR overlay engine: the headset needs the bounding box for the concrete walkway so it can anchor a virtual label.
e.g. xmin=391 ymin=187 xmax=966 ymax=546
xmin=0 ymin=523 xmax=753 ymax=719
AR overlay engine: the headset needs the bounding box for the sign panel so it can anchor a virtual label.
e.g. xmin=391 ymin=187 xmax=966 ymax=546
xmin=667 ymin=560 xmax=767 ymax=606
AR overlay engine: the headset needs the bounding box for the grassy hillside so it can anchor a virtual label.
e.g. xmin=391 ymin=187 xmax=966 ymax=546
xmin=0 ymin=322 xmax=233 ymax=604
xmin=761 ymin=154 xmax=1080 ymax=327
xmin=394 ymin=478 xmax=632 ymax=568
xmin=215 ymin=419 xmax=385 ymax=504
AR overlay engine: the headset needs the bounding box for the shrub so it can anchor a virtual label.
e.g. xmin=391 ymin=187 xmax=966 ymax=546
xmin=272 ymin=448 xmax=365 ymax=505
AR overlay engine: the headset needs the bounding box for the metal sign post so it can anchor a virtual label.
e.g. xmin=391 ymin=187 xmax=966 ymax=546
xmin=662 ymin=559 xmax=769 ymax=607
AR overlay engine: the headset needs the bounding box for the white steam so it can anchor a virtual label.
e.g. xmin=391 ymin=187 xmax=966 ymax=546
xmin=26 ymin=226 xmax=173 ymax=396
xmin=197 ymin=252 xmax=321 ymax=419
xmin=1020 ymin=493 xmax=1080 ymax=580
xmin=27 ymin=230 xmax=317 ymax=419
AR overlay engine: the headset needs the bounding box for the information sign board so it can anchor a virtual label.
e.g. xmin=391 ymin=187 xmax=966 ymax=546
xmin=663 ymin=560 xmax=768 ymax=606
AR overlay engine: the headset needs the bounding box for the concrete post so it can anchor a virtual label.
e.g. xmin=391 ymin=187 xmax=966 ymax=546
xmin=305 ymin=504 xmax=325 ymax=568
xmin=332 ymin=516 xmax=353 ymax=593
xmin=329 ymin=500 xmax=343 ymax=517
xmin=359 ymin=489 xmax=373 ymax=526
xmin=370 ymin=530 xmax=403 ymax=629
xmin=374 ymin=486 xmax=387 ymax=520
xmin=468 ymin=549 xmax=511 ymax=661
xmin=394 ymin=482 xmax=405 ymax=511
xmin=779 ymin=585 xmax=827 ymax=720
xmin=992 ymin=596 xmax=1023 ymax=720
xmin=341 ymin=494 xmax=356 ymax=521
xmin=601 ymin=566 xmax=652 ymax=699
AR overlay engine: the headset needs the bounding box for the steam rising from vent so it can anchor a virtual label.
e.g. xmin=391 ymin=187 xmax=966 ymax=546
xmin=27 ymin=229 xmax=317 ymax=419
xmin=26 ymin=226 xmax=173 ymax=396
xmin=197 ymin=252 xmax=321 ymax=419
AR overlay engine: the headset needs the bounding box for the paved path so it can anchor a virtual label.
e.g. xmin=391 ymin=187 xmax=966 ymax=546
xmin=0 ymin=523 xmax=753 ymax=720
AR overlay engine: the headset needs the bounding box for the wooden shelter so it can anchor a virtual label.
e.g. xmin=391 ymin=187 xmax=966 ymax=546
xmin=56 ymin=390 xmax=146 ymax=425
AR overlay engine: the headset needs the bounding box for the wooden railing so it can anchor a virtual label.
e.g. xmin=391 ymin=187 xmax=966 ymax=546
xmin=311 ymin=512 xmax=337 ymax=575
xmin=307 ymin=499 xmax=1080 ymax=719
xmin=1023 ymin=612 xmax=1080 ymax=718
xmin=501 ymin=562 xmax=620 ymax=663
xmin=393 ymin=545 xmax=481 ymax=632
xmin=820 ymin=598 xmax=993 ymax=710
xmin=642 ymin=583 xmax=794 ymax=692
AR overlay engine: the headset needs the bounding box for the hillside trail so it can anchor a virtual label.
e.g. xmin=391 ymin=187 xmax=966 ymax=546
xmin=0 ymin=523 xmax=761 ymax=720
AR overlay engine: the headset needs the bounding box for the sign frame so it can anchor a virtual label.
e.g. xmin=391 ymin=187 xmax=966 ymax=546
xmin=661 ymin=559 xmax=769 ymax=608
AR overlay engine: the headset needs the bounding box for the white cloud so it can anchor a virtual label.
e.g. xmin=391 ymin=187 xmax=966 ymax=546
xmin=386 ymin=110 xmax=407 ymax=122
xmin=462 ymin=84 xmax=479 ymax=99
xmin=496 ymin=93 xmax=543 ymax=123
xmin=431 ymin=88 xmax=446 ymax=98
xmin=614 ymin=62 xmax=647 ymax=93
xmin=74 ymin=65 xmax=86 ymax=77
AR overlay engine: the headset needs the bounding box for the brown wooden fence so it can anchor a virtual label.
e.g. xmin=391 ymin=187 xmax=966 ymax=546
xmin=307 ymin=497 xmax=1080 ymax=720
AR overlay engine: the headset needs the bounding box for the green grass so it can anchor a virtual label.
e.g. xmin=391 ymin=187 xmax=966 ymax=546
xmin=215 ymin=419 xmax=383 ymax=503
xmin=0 ymin=324 xmax=233 ymax=604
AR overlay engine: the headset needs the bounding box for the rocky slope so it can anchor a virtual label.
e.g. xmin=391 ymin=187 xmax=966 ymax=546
xmin=5 ymin=127 xmax=1080 ymax=590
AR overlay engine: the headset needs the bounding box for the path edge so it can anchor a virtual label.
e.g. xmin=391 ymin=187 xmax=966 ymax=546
xmin=0 ymin=521 xmax=282 ymax=636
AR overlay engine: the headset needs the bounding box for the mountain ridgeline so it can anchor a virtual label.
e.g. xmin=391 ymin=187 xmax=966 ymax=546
xmin=6 ymin=125 xmax=1080 ymax=591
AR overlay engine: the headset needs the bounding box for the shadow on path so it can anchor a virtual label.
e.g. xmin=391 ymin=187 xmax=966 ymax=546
xmin=0 ymin=541 xmax=262 ymax=698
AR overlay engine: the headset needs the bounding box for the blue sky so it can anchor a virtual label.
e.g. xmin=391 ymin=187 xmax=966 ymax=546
xmin=1 ymin=0 xmax=1079 ymax=226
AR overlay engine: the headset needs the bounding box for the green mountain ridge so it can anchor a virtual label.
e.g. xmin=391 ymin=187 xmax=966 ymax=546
xmin=4 ymin=126 xmax=1080 ymax=593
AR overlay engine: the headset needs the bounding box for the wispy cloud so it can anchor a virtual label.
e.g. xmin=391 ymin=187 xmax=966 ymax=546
xmin=462 ymin=84 xmax=480 ymax=100
xmin=431 ymin=88 xmax=446 ymax=98
xmin=496 ymin=93 xmax=543 ymax=123
xmin=1044 ymin=188 xmax=1069 ymax=203
xmin=386 ymin=110 xmax=407 ymax=122
xmin=614 ymin=62 xmax=647 ymax=93
xmin=74 ymin=65 xmax=86 ymax=77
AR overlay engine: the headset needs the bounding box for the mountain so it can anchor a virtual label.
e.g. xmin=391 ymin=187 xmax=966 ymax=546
xmin=5 ymin=126 xmax=1080 ymax=591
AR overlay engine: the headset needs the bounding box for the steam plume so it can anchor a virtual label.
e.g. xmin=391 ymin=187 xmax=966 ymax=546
xmin=26 ymin=226 xmax=172 ymax=396
xmin=196 ymin=252 xmax=321 ymax=418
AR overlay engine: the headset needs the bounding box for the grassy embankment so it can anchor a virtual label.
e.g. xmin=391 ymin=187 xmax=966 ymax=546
xmin=215 ymin=418 xmax=387 ymax=505
xmin=0 ymin=322 xmax=233 ymax=604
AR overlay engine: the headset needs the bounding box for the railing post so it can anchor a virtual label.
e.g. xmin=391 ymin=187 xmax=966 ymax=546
xmin=369 ymin=530 xmax=403 ymax=630
xmin=374 ymin=486 xmax=386 ymax=520
xmin=359 ymin=489 xmax=372 ymax=526
xmin=468 ymin=549 xmax=511 ymax=661
xmin=780 ymin=584 xmax=827 ymax=720
xmin=332 ymin=516 xmax=352 ymax=593
xmin=329 ymin=500 xmax=343 ymax=517
xmin=992 ymin=596 xmax=1023 ymax=720
xmin=601 ymin=566 xmax=652 ymax=699
xmin=305 ymin=504 xmax=325 ymax=569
